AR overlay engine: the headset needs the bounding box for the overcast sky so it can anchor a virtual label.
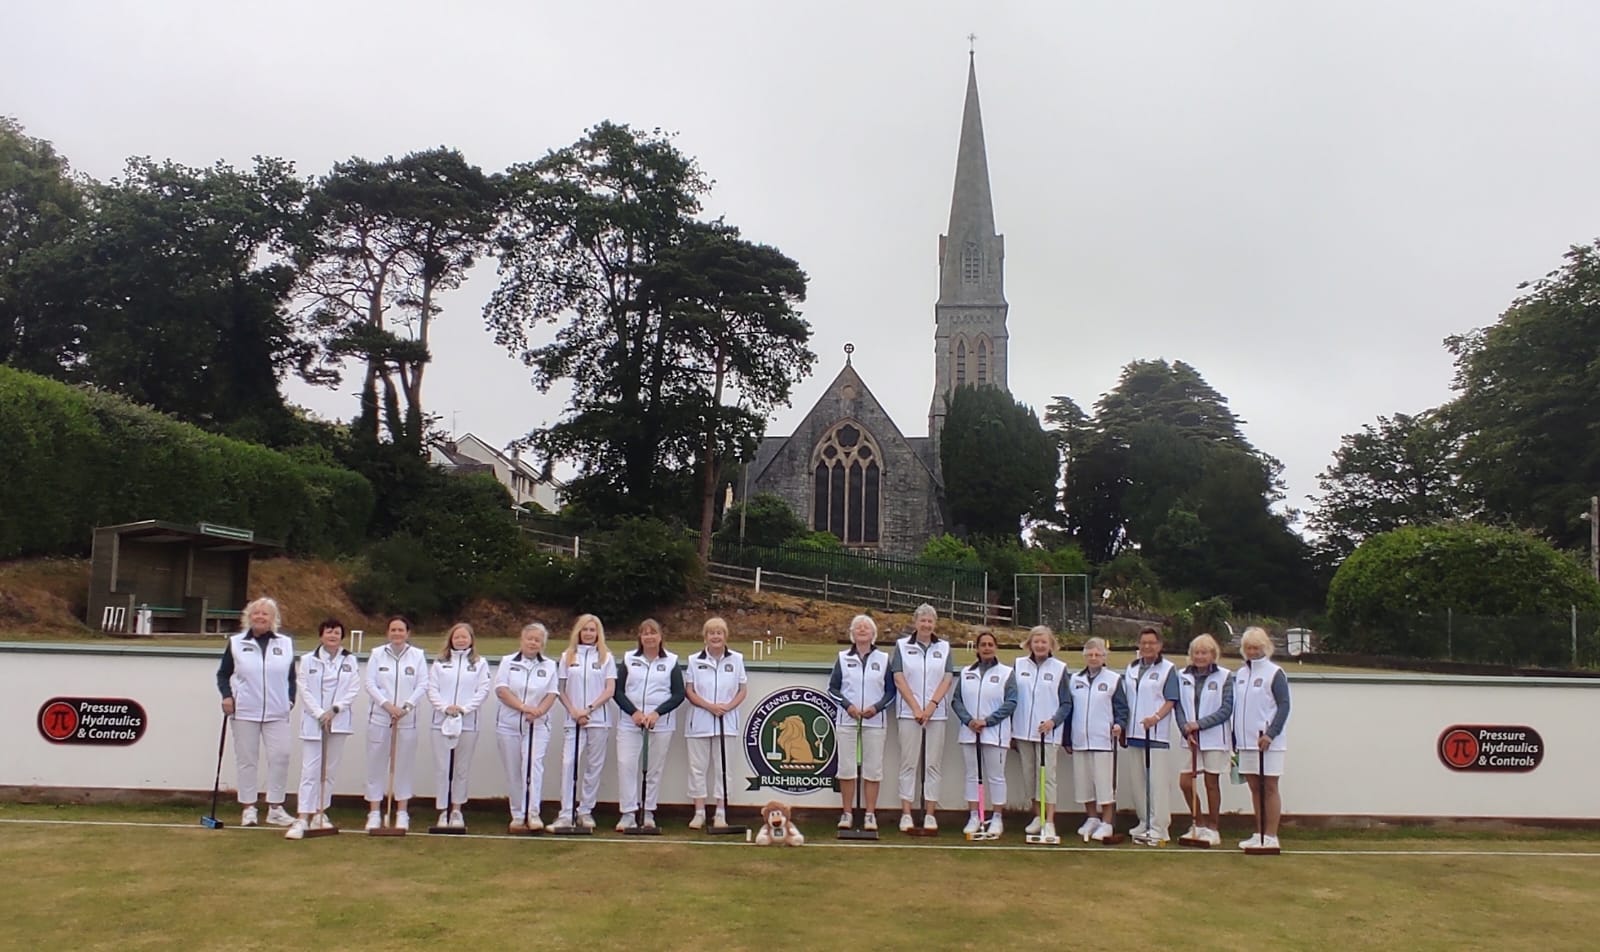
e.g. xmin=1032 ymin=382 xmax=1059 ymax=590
xmin=8 ymin=0 xmax=1600 ymax=520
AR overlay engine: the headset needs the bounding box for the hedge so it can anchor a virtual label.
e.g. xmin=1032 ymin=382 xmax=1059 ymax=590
xmin=0 ymin=366 xmax=373 ymax=556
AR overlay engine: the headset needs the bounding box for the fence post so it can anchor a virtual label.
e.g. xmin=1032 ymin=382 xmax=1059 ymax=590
xmin=573 ymin=535 xmax=581 ymax=559
xmin=885 ymin=579 xmax=891 ymax=610
xmin=1446 ymin=607 xmax=1452 ymax=661
xmin=823 ymin=574 xmax=829 ymax=603
xmin=1574 ymin=605 xmax=1579 ymax=668
xmin=755 ymin=566 xmax=762 ymax=594
xmin=982 ymin=572 xmax=989 ymax=627
xmin=950 ymin=579 xmax=957 ymax=616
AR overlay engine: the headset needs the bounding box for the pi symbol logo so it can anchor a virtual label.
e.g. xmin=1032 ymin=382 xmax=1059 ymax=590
xmin=1439 ymin=729 xmax=1479 ymax=769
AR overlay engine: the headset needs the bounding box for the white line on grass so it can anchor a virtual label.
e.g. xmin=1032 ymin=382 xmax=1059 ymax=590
xmin=3 ymin=817 xmax=1599 ymax=857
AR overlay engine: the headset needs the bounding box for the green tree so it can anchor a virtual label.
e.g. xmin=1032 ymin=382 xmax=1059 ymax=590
xmin=1326 ymin=523 xmax=1600 ymax=661
xmin=1307 ymin=409 xmax=1465 ymax=562
xmin=0 ymin=118 xmax=88 ymax=374
xmin=1445 ymin=240 xmax=1600 ymax=549
xmin=485 ymin=123 xmax=811 ymax=530
xmin=302 ymin=148 xmax=500 ymax=448
xmin=940 ymin=384 xmax=1059 ymax=540
xmin=715 ymin=492 xmax=807 ymax=548
xmin=919 ymin=533 xmax=982 ymax=567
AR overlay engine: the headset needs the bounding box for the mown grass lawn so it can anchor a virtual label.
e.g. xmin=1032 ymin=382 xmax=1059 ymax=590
xmin=2 ymin=803 xmax=1598 ymax=951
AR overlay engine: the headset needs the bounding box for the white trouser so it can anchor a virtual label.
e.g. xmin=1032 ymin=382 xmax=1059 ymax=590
xmin=365 ymin=725 xmax=419 ymax=802
xmin=431 ymin=730 xmax=480 ymax=808
xmin=232 ymin=718 xmax=291 ymax=805
xmin=617 ymin=727 xmax=674 ymax=814
xmin=686 ymin=735 xmax=736 ymax=803
xmin=836 ymin=722 xmax=886 ymax=781
xmin=496 ymin=727 xmax=551 ymax=820
xmin=559 ymin=724 xmax=609 ymax=816
xmin=1014 ymin=739 xmax=1060 ymax=806
xmin=1072 ymin=749 xmax=1115 ymax=806
xmin=295 ymin=732 xmax=348 ymax=814
xmin=961 ymin=743 xmax=1007 ymax=807
xmin=896 ymin=718 xmax=947 ymax=804
xmin=1122 ymin=743 xmax=1173 ymax=838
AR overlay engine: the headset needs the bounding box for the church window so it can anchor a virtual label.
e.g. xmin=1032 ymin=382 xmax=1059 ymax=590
xmin=962 ymin=241 xmax=982 ymax=285
xmin=955 ymin=339 xmax=966 ymax=387
xmin=977 ymin=338 xmax=988 ymax=385
xmin=811 ymin=421 xmax=883 ymax=546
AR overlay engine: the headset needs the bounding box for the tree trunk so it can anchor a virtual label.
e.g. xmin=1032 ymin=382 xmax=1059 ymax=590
xmin=697 ymin=345 xmax=727 ymax=564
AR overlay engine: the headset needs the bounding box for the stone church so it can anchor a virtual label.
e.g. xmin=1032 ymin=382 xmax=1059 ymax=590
xmin=747 ymin=55 xmax=1012 ymax=555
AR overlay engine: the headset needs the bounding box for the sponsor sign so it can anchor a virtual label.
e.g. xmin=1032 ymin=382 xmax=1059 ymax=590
xmin=38 ymin=697 xmax=149 ymax=746
xmin=744 ymin=686 xmax=839 ymax=794
xmin=1437 ymin=725 xmax=1543 ymax=773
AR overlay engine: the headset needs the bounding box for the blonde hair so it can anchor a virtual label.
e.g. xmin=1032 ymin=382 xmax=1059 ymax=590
xmin=518 ymin=622 xmax=549 ymax=658
xmin=1187 ymin=633 xmax=1221 ymax=667
xmin=563 ymin=613 xmax=611 ymax=666
xmin=241 ymin=597 xmax=281 ymax=632
xmin=1240 ymin=626 xmax=1275 ymax=658
xmin=1026 ymin=625 xmax=1056 ymax=655
xmin=439 ymin=622 xmax=481 ymax=665
xmin=702 ymin=616 xmax=729 ymax=641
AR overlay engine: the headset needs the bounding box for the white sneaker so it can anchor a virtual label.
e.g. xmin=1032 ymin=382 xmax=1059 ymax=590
xmin=986 ymin=816 xmax=1003 ymax=838
xmin=1129 ymin=822 xmax=1149 ymax=839
xmin=643 ymin=811 xmax=656 ymax=830
xmin=1263 ymin=835 xmax=1281 ymax=850
xmin=312 ymin=813 xmax=332 ymax=830
xmin=712 ymin=811 xmax=727 ymax=829
xmin=437 ymin=810 xmax=450 ymax=828
xmin=554 ymin=812 xmax=573 ymax=829
xmin=509 ymin=817 xmax=527 ymax=832
xmin=526 ymin=815 xmax=544 ymax=832
xmin=395 ymin=811 xmax=410 ymax=831
xmin=1182 ymin=824 xmax=1200 ymax=840
xmin=364 ymin=810 xmax=381 ymax=831
xmin=265 ymin=805 xmax=293 ymax=827
xmin=1025 ymin=816 xmax=1043 ymax=835
xmin=578 ymin=812 xmax=596 ymax=830
xmin=1041 ymin=821 xmax=1057 ymax=840
xmin=837 ymin=812 xmax=853 ymax=830
xmin=963 ymin=814 xmax=980 ymax=835
xmin=688 ymin=810 xmax=705 ymax=830
xmin=1239 ymin=834 xmax=1262 ymax=850
xmin=922 ymin=814 xmax=939 ymax=832
xmin=1204 ymin=827 xmax=1223 ymax=847
xmin=450 ymin=809 xmax=465 ymax=829
xmin=284 ymin=818 xmax=306 ymax=840
xmin=1091 ymin=820 xmax=1114 ymax=842
xmin=241 ymin=805 xmax=259 ymax=827
xmin=899 ymin=813 xmax=915 ymax=832
xmin=616 ymin=814 xmax=637 ymax=832
xmin=863 ymin=813 xmax=878 ymax=832
xmin=1078 ymin=816 xmax=1098 ymax=839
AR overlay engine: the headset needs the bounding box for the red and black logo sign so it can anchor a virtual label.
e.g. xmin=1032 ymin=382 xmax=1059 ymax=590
xmin=1437 ymin=725 xmax=1543 ymax=773
xmin=37 ymin=697 xmax=148 ymax=746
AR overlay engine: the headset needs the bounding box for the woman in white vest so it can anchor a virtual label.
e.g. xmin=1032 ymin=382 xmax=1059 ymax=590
xmin=614 ymin=618 xmax=686 ymax=831
xmin=1012 ymin=625 xmax=1072 ymax=842
xmin=427 ymin=622 xmax=492 ymax=829
xmin=683 ymin=616 xmax=748 ymax=830
xmin=215 ymin=596 xmax=296 ymax=828
xmin=555 ymin=613 xmax=617 ymax=830
xmin=1175 ymin=632 xmax=1233 ymax=847
xmin=1068 ymin=637 xmax=1129 ymax=842
xmin=493 ymin=622 xmax=561 ymax=832
xmin=951 ymin=630 xmax=1017 ymax=838
xmin=1123 ymin=626 xmax=1181 ymax=845
xmin=827 ymin=614 xmax=897 ymax=832
xmin=891 ymin=604 xmax=955 ymax=833
xmin=1232 ymin=626 xmax=1291 ymax=850
xmin=285 ymin=618 xmax=360 ymax=839
xmin=364 ymin=615 xmax=429 ymax=831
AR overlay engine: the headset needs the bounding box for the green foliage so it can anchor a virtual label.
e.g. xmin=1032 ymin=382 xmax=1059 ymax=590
xmin=1326 ymin=523 xmax=1600 ymax=659
xmin=0 ymin=366 xmax=372 ymax=557
xmin=714 ymin=492 xmax=807 ymax=548
xmin=571 ymin=517 xmax=702 ymax=620
xmin=488 ymin=549 xmax=578 ymax=606
xmin=1445 ymin=240 xmax=1600 ymax=549
xmin=919 ymin=533 xmax=982 ymax=568
xmin=1170 ymin=596 xmax=1232 ymax=644
xmin=0 ymin=118 xmax=89 ymax=375
xmin=791 ymin=530 xmax=844 ymax=552
xmin=1308 ymin=410 xmax=1465 ymax=562
xmin=349 ymin=535 xmax=448 ymax=621
xmin=1044 ymin=544 xmax=1091 ymax=576
xmin=940 ymin=385 xmax=1059 ymax=540
xmin=1096 ymin=550 xmax=1160 ymax=611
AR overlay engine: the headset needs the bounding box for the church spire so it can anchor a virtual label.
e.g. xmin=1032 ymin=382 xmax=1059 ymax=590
xmin=945 ymin=53 xmax=997 ymax=258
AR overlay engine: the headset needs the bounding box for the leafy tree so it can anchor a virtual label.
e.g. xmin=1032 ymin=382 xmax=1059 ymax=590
xmin=1445 ymin=240 xmax=1600 ymax=549
xmin=1307 ymin=409 xmax=1465 ymax=562
xmin=0 ymin=118 xmax=88 ymax=374
xmin=1326 ymin=523 xmax=1600 ymax=662
xmin=940 ymin=384 xmax=1059 ymax=540
xmin=918 ymin=533 xmax=982 ymax=567
xmin=485 ymin=123 xmax=812 ymax=529
xmin=715 ymin=491 xmax=807 ymax=548
xmin=301 ymin=148 xmax=500 ymax=448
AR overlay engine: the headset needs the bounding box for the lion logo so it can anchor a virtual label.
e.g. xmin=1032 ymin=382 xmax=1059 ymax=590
xmin=743 ymin=687 xmax=838 ymax=796
xmin=776 ymin=715 xmax=816 ymax=765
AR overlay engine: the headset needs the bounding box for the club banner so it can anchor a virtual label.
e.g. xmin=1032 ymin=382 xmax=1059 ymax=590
xmin=744 ymin=687 xmax=839 ymax=794
xmin=38 ymin=697 xmax=149 ymax=746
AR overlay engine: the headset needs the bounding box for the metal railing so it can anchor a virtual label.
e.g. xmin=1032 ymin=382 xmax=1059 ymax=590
xmin=706 ymin=561 xmax=1011 ymax=627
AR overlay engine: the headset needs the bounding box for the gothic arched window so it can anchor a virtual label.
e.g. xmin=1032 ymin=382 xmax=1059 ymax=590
xmin=961 ymin=241 xmax=982 ymax=285
xmin=811 ymin=421 xmax=881 ymax=546
xmin=955 ymin=338 xmax=967 ymax=387
xmin=976 ymin=337 xmax=989 ymax=385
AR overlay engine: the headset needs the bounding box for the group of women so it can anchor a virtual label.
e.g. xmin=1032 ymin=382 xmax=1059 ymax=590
xmin=216 ymin=599 xmax=1289 ymax=848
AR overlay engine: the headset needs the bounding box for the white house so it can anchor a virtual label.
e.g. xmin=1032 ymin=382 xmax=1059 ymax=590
xmin=428 ymin=432 xmax=562 ymax=513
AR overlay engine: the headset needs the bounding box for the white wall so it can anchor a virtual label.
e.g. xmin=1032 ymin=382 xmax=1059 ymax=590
xmin=3 ymin=645 xmax=1596 ymax=819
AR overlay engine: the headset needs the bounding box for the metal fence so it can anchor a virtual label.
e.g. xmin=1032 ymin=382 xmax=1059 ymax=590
xmin=705 ymin=561 xmax=1011 ymax=627
xmin=1336 ymin=609 xmax=1600 ymax=669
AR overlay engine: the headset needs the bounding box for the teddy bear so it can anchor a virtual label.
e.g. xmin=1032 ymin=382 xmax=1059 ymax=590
xmin=752 ymin=800 xmax=805 ymax=846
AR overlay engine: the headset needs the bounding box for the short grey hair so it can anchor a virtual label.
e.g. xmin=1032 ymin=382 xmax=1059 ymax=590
xmin=520 ymin=622 xmax=549 ymax=640
xmin=1082 ymin=636 xmax=1108 ymax=654
xmin=913 ymin=604 xmax=938 ymax=622
xmin=850 ymin=614 xmax=879 ymax=640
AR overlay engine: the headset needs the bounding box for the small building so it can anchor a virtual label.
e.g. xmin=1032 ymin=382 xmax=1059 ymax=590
xmin=87 ymin=521 xmax=279 ymax=635
xmin=429 ymin=433 xmax=562 ymax=513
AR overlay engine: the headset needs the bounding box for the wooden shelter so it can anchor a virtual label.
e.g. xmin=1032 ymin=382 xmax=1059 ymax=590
xmin=87 ymin=521 xmax=279 ymax=635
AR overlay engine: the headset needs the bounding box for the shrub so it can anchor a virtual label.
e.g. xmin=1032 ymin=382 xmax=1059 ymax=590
xmin=489 ymin=547 xmax=578 ymax=605
xmin=572 ymin=517 xmax=701 ymax=620
xmin=714 ymin=492 xmax=807 ymax=548
xmin=349 ymin=535 xmax=447 ymax=620
xmin=918 ymin=533 xmax=982 ymax=568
